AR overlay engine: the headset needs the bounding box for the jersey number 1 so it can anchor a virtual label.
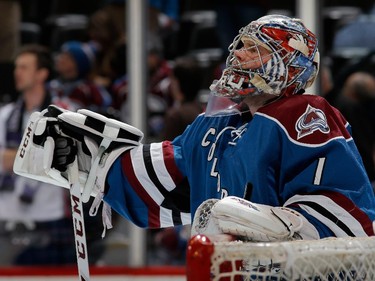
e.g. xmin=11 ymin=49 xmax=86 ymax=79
xmin=313 ymin=157 xmax=326 ymax=185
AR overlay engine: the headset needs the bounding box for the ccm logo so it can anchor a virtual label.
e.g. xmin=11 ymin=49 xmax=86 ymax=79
xmin=19 ymin=122 xmax=34 ymax=158
xmin=71 ymin=195 xmax=87 ymax=260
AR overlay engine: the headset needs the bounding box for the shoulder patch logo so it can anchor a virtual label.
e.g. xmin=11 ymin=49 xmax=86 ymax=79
xmin=295 ymin=104 xmax=330 ymax=139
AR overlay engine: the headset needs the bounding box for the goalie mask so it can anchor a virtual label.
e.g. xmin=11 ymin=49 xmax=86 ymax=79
xmin=210 ymin=15 xmax=320 ymax=99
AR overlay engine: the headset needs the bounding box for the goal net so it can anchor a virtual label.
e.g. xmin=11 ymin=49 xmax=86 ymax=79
xmin=186 ymin=234 xmax=375 ymax=281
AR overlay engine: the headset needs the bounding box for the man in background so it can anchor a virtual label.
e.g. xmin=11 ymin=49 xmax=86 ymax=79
xmin=48 ymin=40 xmax=112 ymax=115
xmin=0 ymin=44 xmax=75 ymax=265
xmin=334 ymin=71 xmax=375 ymax=186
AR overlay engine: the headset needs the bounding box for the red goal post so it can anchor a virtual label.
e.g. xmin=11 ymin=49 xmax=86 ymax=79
xmin=186 ymin=234 xmax=375 ymax=281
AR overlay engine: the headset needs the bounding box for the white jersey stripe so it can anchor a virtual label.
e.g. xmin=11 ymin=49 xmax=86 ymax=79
xmin=181 ymin=212 xmax=191 ymax=225
xmin=160 ymin=207 xmax=173 ymax=227
xmin=285 ymin=194 xmax=368 ymax=237
xmin=298 ymin=204 xmax=348 ymax=237
xmin=130 ymin=145 xmax=165 ymax=205
xmin=150 ymin=142 xmax=176 ymax=191
xmin=313 ymin=157 xmax=325 ymax=185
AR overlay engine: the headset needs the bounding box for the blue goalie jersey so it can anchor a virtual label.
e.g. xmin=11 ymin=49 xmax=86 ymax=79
xmin=104 ymin=94 xmax=375 ymax=238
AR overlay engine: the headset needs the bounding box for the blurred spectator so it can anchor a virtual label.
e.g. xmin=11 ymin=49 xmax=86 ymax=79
xmin=317 ymin=62 xmax=336 ymax=103
xmin=148 ymin=37 xmax=174 ymax=101
xmin=87 ymin=0 xmax=180 ymax=122
xmin=145 ymin=36 xmax=174 ymax=136
xmin=0 ymin=44 xmax=75 ymax=265
xmin=148 ymin=0 xmax=180 ymax=59
xmin=0 ymin=0 xmax=21 ymax=101
xmin=333 ymin=4 xmax=375 ymax=52
xmin=48 ymin=40 xmax=112 ymax=114
xmin=88 ymin=1 xmax=126 ymax=87
xmin=148 ymin=37 xmax=172 ymax=97
xmin=111 ymin=40 xmax=173 ymax=134
xmin=0 ymin=0 xmax=20 ymax=62
xmin=326 ymin=50 xmax=375 ymax=104
xmin=108 ymin=42 xmax=127 ymax=120
xmin=88 ymin=0 xmax=180 ymax=88
xmin=148 ymin=0 xmax=180 ymax=32
xmin=160 ymin=56 xmax=203 ymax=140
xmin=333 ymin=71 xmax=375 ymax=185
xmin=321 ymin=64 xmax=334 ymax=97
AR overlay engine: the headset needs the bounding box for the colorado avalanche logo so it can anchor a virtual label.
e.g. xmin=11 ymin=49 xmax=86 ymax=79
xmin=295 ymin=104 xmax=330 ymax=139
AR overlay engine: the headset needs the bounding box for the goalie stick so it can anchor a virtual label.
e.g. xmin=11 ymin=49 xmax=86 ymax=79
xmin=52 ymin=107 xmax=144 ymax=280
xmin=68 ymin=158 xmax=91 ymax=281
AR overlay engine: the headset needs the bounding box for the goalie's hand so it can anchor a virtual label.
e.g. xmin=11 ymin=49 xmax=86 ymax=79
xmin=191 ymin=196 xmax=319 ymax=241
xmin=52 ymin=136 xmax=77 ymax=172
xmin=47 ymin=105 xmax=144 ymax=201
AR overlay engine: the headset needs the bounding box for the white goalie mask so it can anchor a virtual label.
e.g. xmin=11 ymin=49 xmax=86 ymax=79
xmin=209 ymin=15 xmax=320 ymax=101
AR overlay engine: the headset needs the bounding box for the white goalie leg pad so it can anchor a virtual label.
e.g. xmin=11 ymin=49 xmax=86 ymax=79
xmin=191 ymin=198 xmax=220 ymax=237
xmin=211 ymin=196 xmax=319 ymax=242
xmin=57 ymin=108 xmax=144 ymax=202
xmin=13 ymin=111 xmax=70 ymax=188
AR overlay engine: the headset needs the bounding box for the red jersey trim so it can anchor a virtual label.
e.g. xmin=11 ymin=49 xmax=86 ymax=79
xmin=121 ymin=152 xmax=161 ymax=228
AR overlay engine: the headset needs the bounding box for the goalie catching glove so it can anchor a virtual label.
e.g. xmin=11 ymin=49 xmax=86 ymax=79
xmin=191 ymin=196 xmax=319 ymax=241
xmin=47 ymin=105 xmax=144 ymax=203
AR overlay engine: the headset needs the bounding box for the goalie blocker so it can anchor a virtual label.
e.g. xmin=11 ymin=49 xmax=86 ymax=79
xmin=13 ymin=105 xmax=144 ymax=202
xmin=191 ymin=196 xmax=320 ymax=241
xmin=13 ymin=110 xmax=72 ymax=188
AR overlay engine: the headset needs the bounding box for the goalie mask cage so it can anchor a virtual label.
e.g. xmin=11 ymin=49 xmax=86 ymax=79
xmin=186 ymin=234 xmax=375 ymax=281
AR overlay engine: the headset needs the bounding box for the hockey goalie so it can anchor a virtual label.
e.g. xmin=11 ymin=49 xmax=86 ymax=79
xmin=13 ymin=14 xmax=375 ymax=252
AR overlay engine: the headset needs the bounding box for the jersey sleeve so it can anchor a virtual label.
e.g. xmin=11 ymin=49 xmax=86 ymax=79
xmin=103 ymin=141 xmax=191 ymax=228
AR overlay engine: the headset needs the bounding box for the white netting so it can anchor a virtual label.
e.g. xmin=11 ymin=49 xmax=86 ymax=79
xmin=209 ymin=236 xmax=375 ymax=281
